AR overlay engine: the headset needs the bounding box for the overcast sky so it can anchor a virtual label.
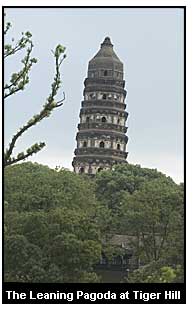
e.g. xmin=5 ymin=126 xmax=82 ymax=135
xmin=4 ymin=7 xmax=184 ymax=183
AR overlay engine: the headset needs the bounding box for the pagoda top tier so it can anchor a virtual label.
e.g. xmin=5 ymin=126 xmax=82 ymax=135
xmin=88 ymin=37 xmax=123 ymax=71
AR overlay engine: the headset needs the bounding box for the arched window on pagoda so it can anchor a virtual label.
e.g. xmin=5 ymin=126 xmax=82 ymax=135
xmin=99 ymin=141 xmax=105 ymax=148
xmin=102 ymin=94 xmax=107 ymax=100
xmin=101 ymin=116 xmax=107 ymax=123
xmin=98 ymin=167 xmax=103 ymax=172
xmin=79 ymin=167 xmax=85 ymax=174
xmin=104 ymin=70 xmax=108 ymax=76
xmin=117 ymin=143 xmax=120 ymax=150
xmin=86 ymin=116 xmax=90 ymax=123
xmin=83 ymin=141 xmax=87 ymax=147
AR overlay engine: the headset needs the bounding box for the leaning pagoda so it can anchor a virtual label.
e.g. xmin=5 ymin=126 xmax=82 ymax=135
xmin=72 ymin=37 xmax=128 ymax=175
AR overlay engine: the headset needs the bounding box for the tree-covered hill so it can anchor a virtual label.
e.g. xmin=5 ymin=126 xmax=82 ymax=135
xmin=4 ymin=162 xmax=184 ymax=283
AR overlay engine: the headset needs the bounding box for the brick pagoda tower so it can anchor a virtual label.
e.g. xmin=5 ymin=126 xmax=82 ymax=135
xmin=72 ymin=37 xmax=128 ymax=174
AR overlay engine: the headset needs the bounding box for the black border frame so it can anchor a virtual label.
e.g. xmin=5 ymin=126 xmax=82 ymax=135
xmin=2 ymin=5 xmax=186 ymax=304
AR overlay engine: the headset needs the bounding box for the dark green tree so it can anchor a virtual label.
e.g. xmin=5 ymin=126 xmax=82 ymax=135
xmin=94 ymin=163 xmax=184 ymax=283
xmin=4 ymin=162 xmax=105 ymax=282
xmin=95 ymin=163 xmax=168 ymax=210
xmin=120 ymin=178 xmax=184 ymax=264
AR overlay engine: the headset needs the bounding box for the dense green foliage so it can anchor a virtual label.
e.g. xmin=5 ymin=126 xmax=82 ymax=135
xmin=4 ymin=162 xmax=184 ymax=283
xmin=126 ymin=262 xmax=183 ymax=283
xmin=4 ymin=163 xmax=104 ymax=282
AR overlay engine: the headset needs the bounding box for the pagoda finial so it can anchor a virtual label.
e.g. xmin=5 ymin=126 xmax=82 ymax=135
xmin=101 ymin=36 xmax=113 ymax=47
